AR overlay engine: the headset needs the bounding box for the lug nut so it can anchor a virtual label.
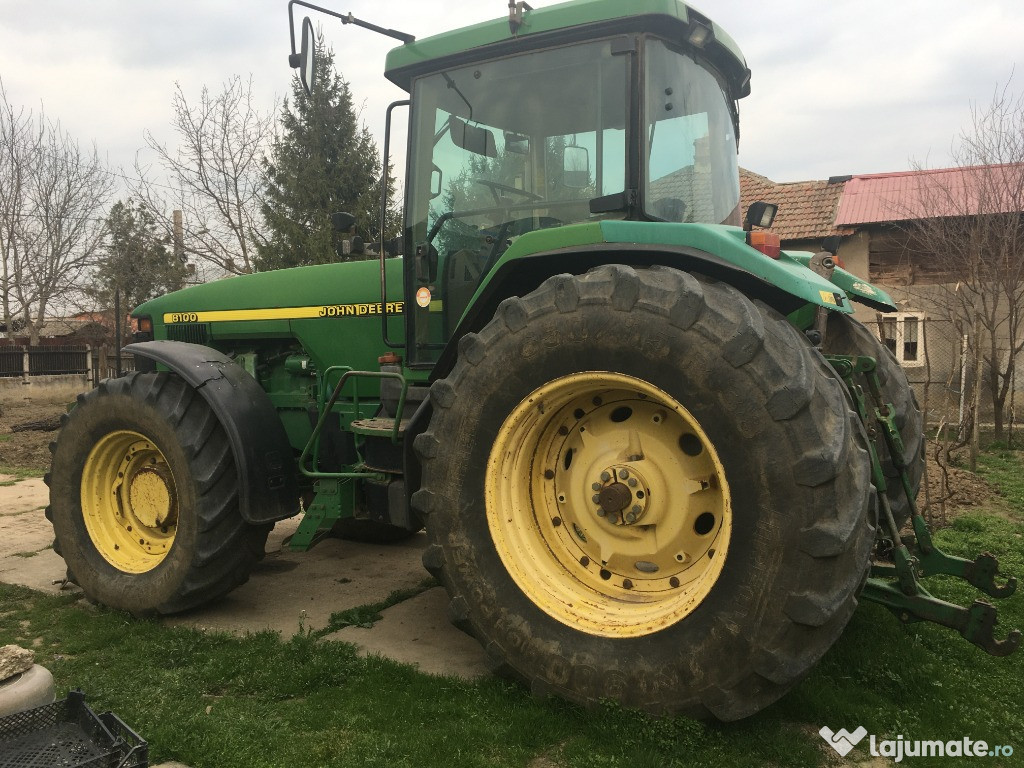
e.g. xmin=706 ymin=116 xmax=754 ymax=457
xmin=627 ymin=478 xmax=638 ymax=488
xmin=624 ymin=511 xmax=637 ymax=524
xmin=631 ymin=504 xmax=642 ymax=515
xmin=600 ymin=471 xmax=611 ymax=482
xmin=618 ymin=469 xmax=629 ymax=480
xmin=592 ymin=494 xmax=601 ymax=504
xmin=592 ymin=482 xmax=602 ymax=491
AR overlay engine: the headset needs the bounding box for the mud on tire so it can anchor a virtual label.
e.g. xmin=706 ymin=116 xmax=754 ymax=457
xmin=413 ymin=265 xmax=876 ymax=720
xmin=48 ymin=372 xmax=269 ymax=615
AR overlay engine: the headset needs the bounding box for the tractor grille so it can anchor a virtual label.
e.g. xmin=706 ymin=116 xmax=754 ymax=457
xmin=165 ymin=323 xmax=210 ymax=344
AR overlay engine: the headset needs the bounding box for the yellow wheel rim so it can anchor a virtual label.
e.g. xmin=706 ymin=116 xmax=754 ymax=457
xmin=486 ymin=372 xmax=731 ymax=638
xmin=81 ymin=430 xmax=178 ymax=573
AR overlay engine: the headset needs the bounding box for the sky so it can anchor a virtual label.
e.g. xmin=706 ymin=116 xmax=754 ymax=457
xmin=0 ymin=0 xmax=1021 ymax=196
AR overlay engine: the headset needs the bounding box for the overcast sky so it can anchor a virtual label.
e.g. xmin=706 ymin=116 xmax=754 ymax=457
xmin=0 ymin=0 xmax=1020 ymax=195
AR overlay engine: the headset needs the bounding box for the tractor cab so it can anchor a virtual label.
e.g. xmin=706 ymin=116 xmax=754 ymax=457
xmin=400 ymin=30 xmax=743 ymax=362
xmin=386 ymin=4 xmax=750 ymax=364
xmin=291 ymin=0 xmax=753 ymax=366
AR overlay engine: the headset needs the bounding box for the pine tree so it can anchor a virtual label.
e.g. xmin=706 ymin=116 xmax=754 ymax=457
xmin=93 ymin=200 xmax=186 ymax=312
xmin=257 ymin=36 xmax=391 ymax=270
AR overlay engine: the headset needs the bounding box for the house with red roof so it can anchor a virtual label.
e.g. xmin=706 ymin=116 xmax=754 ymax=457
xmin=741 ymin=163 xmax=1024 ymax=421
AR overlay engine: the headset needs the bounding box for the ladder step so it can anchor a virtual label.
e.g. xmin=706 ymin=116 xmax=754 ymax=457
xmin=350 ymin=417 xmax=409 ymax=436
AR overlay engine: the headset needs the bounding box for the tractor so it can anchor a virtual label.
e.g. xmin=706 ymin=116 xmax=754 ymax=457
xmin=46 ymin=0 xmax=1019 ymax=720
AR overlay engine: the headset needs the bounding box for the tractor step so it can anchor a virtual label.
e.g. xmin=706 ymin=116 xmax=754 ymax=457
xmin=828 ymin=353 xmax=1021 ymax=657
xmin=350 ymin=417 xmax=410 ymax=436
xmin=352 ymin=418 xmax=410 ymax=473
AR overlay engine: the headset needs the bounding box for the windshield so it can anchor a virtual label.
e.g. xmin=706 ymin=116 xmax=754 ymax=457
xmin=405 ymin=39 xmax=629 ymax=361
xmin=644 ymin=39 xmax=740 ymax=225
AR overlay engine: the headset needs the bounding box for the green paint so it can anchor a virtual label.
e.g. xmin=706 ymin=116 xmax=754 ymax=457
xmin=787 ymin=250 xmax=896 ymax=310
xmin=475 ymin=221 xmax=858 ymax=314
xmin=385 ymin=0 xmax=747 ymax=93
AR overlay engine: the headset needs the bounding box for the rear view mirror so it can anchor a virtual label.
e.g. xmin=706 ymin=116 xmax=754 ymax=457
xmin=331 ymin=211 xmax=356 ymax=233
xmin=430 ymin=165 xmax=443 ymax=199
xmin=288 ymin=17 xmax=317 ymax=96
xmin=562 ymin=145 xmax=590 ymax=189
xmin=449 ymin=117 xmax=497 ymax=157
xmin=505 ymin=131 xmax=531 ymax=155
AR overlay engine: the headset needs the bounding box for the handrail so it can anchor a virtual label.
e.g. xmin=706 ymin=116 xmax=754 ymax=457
xmin=299 ymin=369 xmax=408 ymax=479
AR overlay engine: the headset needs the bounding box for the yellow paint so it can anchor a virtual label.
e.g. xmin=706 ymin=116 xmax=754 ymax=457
xmin=485 ymin=372 xmax=731 ymax=638
xmin=81 ymin=430 xmax=178 ymax=573
xmin=164 ymin=301 xmax=405 ymax=324
xmin=819 ymin=290 xmax=837 ymax=306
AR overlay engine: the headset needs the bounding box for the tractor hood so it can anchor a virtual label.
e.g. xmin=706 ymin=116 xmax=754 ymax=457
xmin=133 ymin=258 xmax=405 ymax=325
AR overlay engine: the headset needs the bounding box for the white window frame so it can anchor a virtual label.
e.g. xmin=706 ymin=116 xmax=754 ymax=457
xmin=877 ymin=312 xmax=925 ymax=368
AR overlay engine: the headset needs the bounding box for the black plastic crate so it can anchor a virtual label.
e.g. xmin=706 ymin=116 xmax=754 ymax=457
xmin=0 ymin=690 xmax=148 ymax=768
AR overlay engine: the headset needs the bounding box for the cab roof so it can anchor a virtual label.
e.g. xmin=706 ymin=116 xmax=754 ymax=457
xmin=384 ymin=0 xmax=750 ymax=98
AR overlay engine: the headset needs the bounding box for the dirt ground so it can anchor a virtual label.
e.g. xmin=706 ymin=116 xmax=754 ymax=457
xmin=922 ymin=450 xmax=999 ymax=517
xmin=0 ymin=384 xmax=83 ymax=472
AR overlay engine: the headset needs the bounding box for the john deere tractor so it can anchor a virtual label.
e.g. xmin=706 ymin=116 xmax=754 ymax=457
xmin=47 ymin=0 xmax=1019 ymax=720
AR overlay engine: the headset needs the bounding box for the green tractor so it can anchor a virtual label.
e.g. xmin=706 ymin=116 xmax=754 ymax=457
xmin=47 ymin=0 xmax=1019 ymax=720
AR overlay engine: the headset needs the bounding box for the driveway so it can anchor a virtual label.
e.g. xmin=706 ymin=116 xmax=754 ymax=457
xmin=0 ymin=476 xmax=489 ymax=680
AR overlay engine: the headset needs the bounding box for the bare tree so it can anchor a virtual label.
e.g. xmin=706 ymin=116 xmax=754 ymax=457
xmin=0 ymin=82 xmax=113 ymax=344
xmin=133 ymin=76 xmax=273 ymax=276
xmin=899 ymin=82 xmax=1024 ymax=442
xmin=0 ymin=81 xmax=35 ymax=339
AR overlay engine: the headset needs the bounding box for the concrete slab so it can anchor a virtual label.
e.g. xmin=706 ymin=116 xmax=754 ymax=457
xmin=0 ymin=478 xmax=74 ymax=596
xmin=0 ymin=548 xmax=71 ymax=595
xmin=0 ymin=478 xmax=49 ymax=518
xmin=0 ymin=478 xmax=490 ymax=684
xmin=325 ymin=587 xmax=491 ymax=679
xmin=0 ymin=502 xmax=52 ymax=559
xmin=166 ymin=519 xmax=431 ymax=638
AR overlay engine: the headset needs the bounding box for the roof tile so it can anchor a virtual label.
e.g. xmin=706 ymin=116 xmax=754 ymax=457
xmin=740 ymin=168 xmax=852 ymax=241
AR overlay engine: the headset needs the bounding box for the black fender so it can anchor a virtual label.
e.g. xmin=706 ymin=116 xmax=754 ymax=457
xmin=125 ymin=341 xmax=299 ymax=525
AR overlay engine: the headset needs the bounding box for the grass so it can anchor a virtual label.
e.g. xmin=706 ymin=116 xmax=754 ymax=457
xmin=314 ymin=578 xmax=438 ymax=635
xmin=2 ymin=458 xmax=1023 ymax=767
xmin=0 ymin=464 xmax=45 ymax=484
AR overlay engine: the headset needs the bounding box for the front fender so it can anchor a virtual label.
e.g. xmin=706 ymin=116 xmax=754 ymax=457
xmin=125 ymin=341 xmax=299 ymax=525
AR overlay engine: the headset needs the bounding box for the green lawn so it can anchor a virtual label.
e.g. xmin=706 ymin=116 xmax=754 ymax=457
xmin=2 ymin=453 xmax=1022 ymax=767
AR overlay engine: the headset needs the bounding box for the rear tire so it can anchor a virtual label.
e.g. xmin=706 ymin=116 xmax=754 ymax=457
xmin=48 ymin=372 xmax=269 ymax=615
xmin=822 ymin=313 xmax=924 ymax=529
xmin=414 ymin=265 xmax=875 ymax=719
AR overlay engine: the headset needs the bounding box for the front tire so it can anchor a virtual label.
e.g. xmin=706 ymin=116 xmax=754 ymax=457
xmin=48 ymin=372 xmax=269 ymax=614
xmin=414 ymin=266 xmax=875 ymax=720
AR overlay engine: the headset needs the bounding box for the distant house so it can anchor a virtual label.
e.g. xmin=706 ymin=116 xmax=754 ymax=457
xmin=741 ymin=163 xmax=1024 ymax=422
xmin=0 ymin=312 xmax=114 ymax=348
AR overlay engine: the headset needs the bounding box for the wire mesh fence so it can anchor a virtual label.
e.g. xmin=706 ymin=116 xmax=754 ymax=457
xmin=860 ymin=316 xmax=1023 ymax=443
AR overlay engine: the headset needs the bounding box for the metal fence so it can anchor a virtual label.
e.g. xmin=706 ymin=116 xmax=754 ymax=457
xmin=0 ymin=345 xmax=134 ymax=384
xmin=0 ymin=345 xmax=90 ymax=377
xmin=0 ymin=347 xmax=22 ymax=377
